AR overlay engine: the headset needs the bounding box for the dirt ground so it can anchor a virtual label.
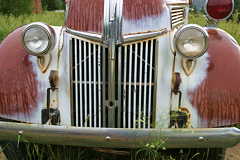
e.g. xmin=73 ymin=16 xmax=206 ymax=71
xmin=225 ymin=143 xmax=240 ymax=160
xmin=0 ymin=152 xmax=6 ymax=160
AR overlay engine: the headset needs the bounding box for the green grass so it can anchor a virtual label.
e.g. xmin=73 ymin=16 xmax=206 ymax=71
xmin=0 ymin=11 xmax=64 ymax=41
xmin=189 ymin=12 xmax=240 ymax=44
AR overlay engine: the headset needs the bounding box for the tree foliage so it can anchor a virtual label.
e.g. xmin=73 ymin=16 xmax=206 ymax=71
xmin=235 ymin=0 xmax=240 ymax=11
xmin=41 ymin=0 xmax=65 ymax=11
xmin=0 ymin=0 xmax=33 ymax=16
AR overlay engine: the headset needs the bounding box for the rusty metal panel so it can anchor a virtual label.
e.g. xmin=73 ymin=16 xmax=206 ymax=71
xmin=66 ymin=0 xmax=104 ymax=34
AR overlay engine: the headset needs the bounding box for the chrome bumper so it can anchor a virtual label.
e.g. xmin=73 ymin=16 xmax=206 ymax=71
xmin=0 ymin=121 xmax=239 ymax=148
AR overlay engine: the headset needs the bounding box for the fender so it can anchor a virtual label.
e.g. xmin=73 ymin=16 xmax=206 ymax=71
xmin=189 ymin=27 xmax=240 ymax=127
xmin=0 ymin=25 xmax=64 ymax=123
xmin=0 ymin=27 xmax=38 ymax=118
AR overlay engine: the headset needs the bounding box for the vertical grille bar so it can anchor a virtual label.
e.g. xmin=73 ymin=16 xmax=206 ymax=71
xmin=97 ymin=45 xmax=102 ymax=128
xmin=123 ymin=46 xmax=128 ymax=128
xmin=128 ymin=45 xmax=133 ymax=128
xmin=83 ymin=41 xmax=88 ymax=127
xmin=143 ymin=41 xmax=149 ymax=128
xmin=78 ymin=40 xmax=83 ymax=127
xmin=74 ymin=39 xmax=79 ymax=127
xmin=138 ymin=42 xmax=143 ymax=128
xmin=102 ymin=48 xmax=106 ymax=127
xmin=117 ymin=47 xmax=122 ymax=128
xmin=93 ymin=44 xmax=97 ymax=127
xmin=148 ymin=40 xmax=154 ymax=128
xmin=133 ymin=43 xmax=138 ymax=128
xmin=88 ymin=43 xmax=92 ymax=127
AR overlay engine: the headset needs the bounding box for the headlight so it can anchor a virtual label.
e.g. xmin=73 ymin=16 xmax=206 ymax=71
xmin=174 ymin=24 xmax=208 ymax=59
xmin=23 ymin=22 xmax=55 ymax=56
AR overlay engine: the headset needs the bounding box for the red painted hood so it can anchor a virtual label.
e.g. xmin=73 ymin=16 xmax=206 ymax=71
xmin=66 ymin=0 xmax=166 ymax=34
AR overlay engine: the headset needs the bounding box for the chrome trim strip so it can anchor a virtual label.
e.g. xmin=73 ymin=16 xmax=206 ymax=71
xmin=103 ymin=0 xmax=110 ymax=42
xmin=116 ymin=0 xmax=123 ymax=43
xmin=1 ymin=122 xmax=240 ymax=148
xmin=66 ymin=28 xmax=102 ymax=42
xmin=66 ymin=28 xmax=168 ymax=45
xmin=123 ymin=29 xmax=168 ymax=44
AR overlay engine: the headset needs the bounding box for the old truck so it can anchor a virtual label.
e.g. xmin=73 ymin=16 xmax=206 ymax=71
xmin=0 ymin=0 xmax=240 ymax=159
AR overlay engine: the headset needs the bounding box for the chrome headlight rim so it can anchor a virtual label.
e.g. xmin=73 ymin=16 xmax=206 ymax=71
xmin=174 ymin=24 xmax=209 ymax=59
xmin=22 ymin=22 xmax=55 ymax=56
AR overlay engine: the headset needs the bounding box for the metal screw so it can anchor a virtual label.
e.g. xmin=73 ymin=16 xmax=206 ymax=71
xmin=198 ymin=136 xmax=205 ymax=141
xmin=105 ymin=136 xmax=111 ymax=141
xmin=18 ymin=130 xmax=23 ymax=135
xmin=17 ymin=130 xmax=24 ymax=148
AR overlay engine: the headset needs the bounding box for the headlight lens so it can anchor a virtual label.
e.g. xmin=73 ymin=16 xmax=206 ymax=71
xmin=174 ymin=24 xmax=208 ymax=58
xmin=23 ymin=23 xmax=54 ymax=56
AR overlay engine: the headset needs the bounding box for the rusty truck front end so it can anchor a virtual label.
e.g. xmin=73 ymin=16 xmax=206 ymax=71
xmin=0 ymin=0 xmax=240 ymax=150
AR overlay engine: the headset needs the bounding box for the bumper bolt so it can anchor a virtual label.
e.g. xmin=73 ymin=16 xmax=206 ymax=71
xmin=198 ymin=136 xmax=205 ymax=141
xmin=105 ymin=136 xmax=111 ymax=141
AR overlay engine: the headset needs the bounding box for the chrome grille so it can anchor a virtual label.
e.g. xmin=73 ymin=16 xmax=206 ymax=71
xmin=118 ymin=39 xmax=157 ymax=128
xmin=71 ymin=38 xmax=105 ymax=127
xmin=71 ymin=37 xmax=157 ymax=128
xmin=170 ymin=6 xmax=185 ymax=28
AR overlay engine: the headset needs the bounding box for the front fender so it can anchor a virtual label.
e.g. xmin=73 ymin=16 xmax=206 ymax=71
xmin=0 ymin=27 xmax=39 ymax=118
xmin=0 ymin=24 xmax=64 ymax=124
xmin=189 ymin=27 xmax=240 ymax=127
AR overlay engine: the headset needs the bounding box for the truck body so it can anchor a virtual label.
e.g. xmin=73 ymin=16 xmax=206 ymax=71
xmin=0 ymin=0 xmax=240 ymax=149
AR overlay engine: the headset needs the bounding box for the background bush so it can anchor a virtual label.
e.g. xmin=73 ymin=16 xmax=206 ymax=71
xmin=42 ymin=0 xmax=65 ymax=11
xmin=235 ymin=0 xmax=240 ymax=11
xmin=0 ymin=0 xmax=33 ymax=16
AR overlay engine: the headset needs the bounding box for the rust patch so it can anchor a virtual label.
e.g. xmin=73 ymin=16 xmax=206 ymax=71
xmin=0 ymin=27 xmax=38 ymax=115
xmin=123 ymin=0 xmax=165 ymax=20
xmin=66 ymin=0 xmax=104 ymax=33
xmin=189 ymin=28 xmax=240 ymax=127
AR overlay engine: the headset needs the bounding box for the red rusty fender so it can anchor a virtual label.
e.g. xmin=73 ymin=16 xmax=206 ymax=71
xmin=0 ymin=121 xmax=239 ymax=148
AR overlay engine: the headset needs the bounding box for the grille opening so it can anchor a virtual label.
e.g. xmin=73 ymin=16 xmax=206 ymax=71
xmin=171 ymin=6 xmax=185 ymax=28
xmin=71 ymin=37 xmax=157 ymax=128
